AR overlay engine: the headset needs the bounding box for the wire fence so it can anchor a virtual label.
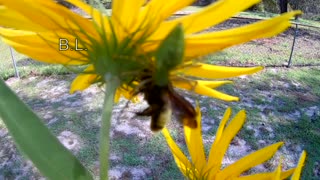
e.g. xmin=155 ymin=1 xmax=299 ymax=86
xmin=1 ymin=14 xmax=320 ymax=80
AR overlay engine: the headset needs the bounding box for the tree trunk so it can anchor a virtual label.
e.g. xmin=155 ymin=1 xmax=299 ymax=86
xmin=279 ymin=0 xmax=288 ymax=13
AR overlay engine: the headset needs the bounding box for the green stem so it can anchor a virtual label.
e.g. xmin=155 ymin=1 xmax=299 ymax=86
xmin=100 ymin=75 xmax=119 ymax=180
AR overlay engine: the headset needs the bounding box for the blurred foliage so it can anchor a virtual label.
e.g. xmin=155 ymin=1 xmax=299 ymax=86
xmin=208 ymin=0 xmax=320 ymax=20
xmin=56 ymin=0 xmax=112 ymax=9
xmin=249 ymin=0 xmax=279 ymax=13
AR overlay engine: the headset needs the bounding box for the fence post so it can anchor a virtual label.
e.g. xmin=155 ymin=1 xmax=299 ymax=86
xmin=287 ymin=17 xmax=299 ymax=68
xmin=9 ymin=47 xmax=20 ymax=78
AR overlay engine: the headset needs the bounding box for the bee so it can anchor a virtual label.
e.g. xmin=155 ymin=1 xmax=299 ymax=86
xmin=135 ymin=78 xmax=197 ymax=132
xmin=132 ymin=23 xmax=197 ymax=131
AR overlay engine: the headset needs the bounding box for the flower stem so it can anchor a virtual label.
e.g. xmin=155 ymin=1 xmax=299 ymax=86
xmin=100 ymin=74 xmax=119 ymax=180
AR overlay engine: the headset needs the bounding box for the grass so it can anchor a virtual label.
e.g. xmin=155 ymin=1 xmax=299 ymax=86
xmin=241 ymin=68 xmax=319 ymax=179
xmin=274 ymin=114 xmax=320 ymax=180
xmin=206 ymin=36 xmax=320 ymax=67
xmin=2 ymin=63 xmax=319 ymax=179
xmin=110 ymin=132 xmax=184 ymax=179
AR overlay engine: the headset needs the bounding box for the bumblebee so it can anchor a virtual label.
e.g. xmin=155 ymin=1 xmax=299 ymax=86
xmin=136 ymin=80 xmax=197 ymax=131
xmin=134 ymin=24 xmax=197 ymax=131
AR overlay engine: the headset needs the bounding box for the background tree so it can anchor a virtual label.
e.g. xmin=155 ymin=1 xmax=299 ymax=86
xmin=279 ymin=0 xmax=288 ymax=13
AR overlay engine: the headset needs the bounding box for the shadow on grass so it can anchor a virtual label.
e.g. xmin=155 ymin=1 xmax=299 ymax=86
xmin=18 ymin=90 xmax=103 ymax=162
xmin=110 ymin=132 xmax=183 ymax=179
xmin=280 ymin=26 xmax=320 ymax=41
xmin=16 ymin=58 xmax=43 ymax=67
xmin=274 ymin=114 xmax=320 ymax=180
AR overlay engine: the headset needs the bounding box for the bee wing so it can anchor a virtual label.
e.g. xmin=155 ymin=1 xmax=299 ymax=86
xmin=167 ymin=85 xmax=197 ymax=128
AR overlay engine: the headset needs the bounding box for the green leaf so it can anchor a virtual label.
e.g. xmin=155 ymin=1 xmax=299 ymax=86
xmin=0 ymin=79 xmax=93 ymax=180
xmin=155 ymin=23 xmax=185 ymax=86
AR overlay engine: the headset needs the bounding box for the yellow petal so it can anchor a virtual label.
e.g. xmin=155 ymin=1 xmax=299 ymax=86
xmin=143 ymin=0 xmax=194 ymax=32
xmin=173 ymin=79 xmax=233 ymax=89
xmin=282 ymin=168 xmax=296 ymax=179
xmin=207 ymin=107 xmax=232 ymax=168
xmin=66 ymin=0 xmax=111 ymax=31
xmin=0 ymin=0 xmax=55 ymax=30
xmin=0 ymin=26 xmax=92 ymax=47
xmin=174 ymin=0 xmax=261 ymax=34
xmin=2 ymin=38 xmax=85 ymax=65
xmin=115 ymin=87 xmax=139 ymax=103
xmin=198 ymin=80 xmax=234 ymax=88
xmin=0 ymin=29 xmax=88 ymax=65
xmin=0 ymin=5 xmax=45 ymax=31
xmin=207 ymin=110 xmax=246 ymax=178
xmin=216 ymin=142 xmax=283 ymax=179
xmin=274 ymin=158 xmax=282 ymax=180
xmin=162 ymin=128 xmax=194 ymax=177
xmin=291 ymin=151 xmax=307 ymax=180
xmin=111 ymin=0 xmax=145 ymax=40
xmin=193 ymin=83 xmax=239 ymax=101
xmin=70 ymin=65 xmax=99 ymax=93
xmin=185 ymin=11 xmax=302 ymax=58
xmin=214 ymin=107 xmax=232 ymax=143
xmin=184 ymin=105 xmax=206 ymax=171
xmin=188 ymin=11 xmax=301 ymax=41
xmin=172 ymin=79 xmax=239 ymax=101
xmin=150 ymin=0 xmax=260 ymax=41
xmin=181 ymin=63 xmax=263 ymax=79
xmin=235 ymin=169 xmax=295 ymax=180
xmin=144 ymin=0 xmax=194 ymax=21
xmin=114 ymin=89 xmax=121 ymax=103
xmin=143 ymin=0 xmax=194 ymax=42
xmin=0 ymin=0 xmax=97 ymax=35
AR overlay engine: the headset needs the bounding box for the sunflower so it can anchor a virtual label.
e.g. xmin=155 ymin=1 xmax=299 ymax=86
xmin=0 ymin=0 xmax=301 ymax=102
xmin=162 ymin=106 xmax=307 ymax=179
